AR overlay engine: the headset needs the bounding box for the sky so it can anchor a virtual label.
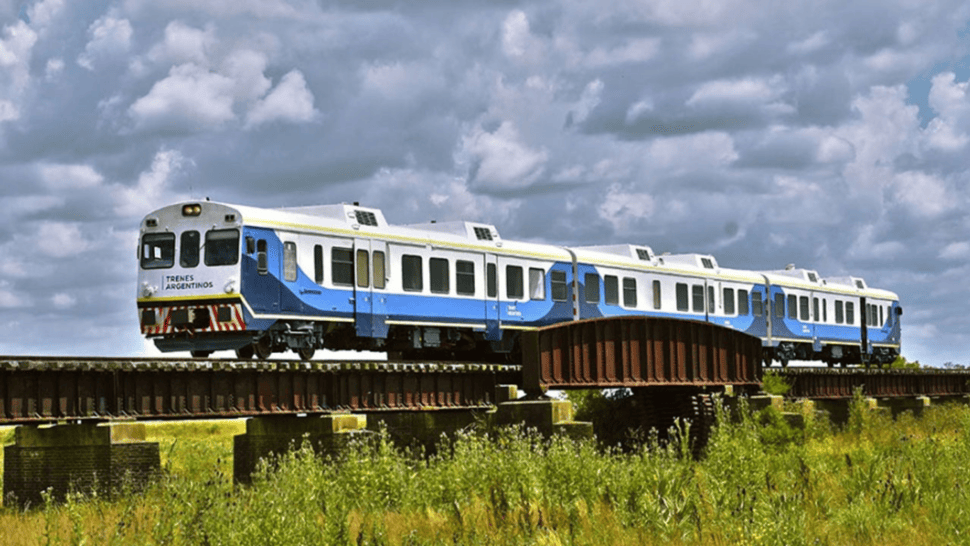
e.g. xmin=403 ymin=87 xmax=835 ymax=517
xmin=1 ymin=0 xmax=970 ymax=365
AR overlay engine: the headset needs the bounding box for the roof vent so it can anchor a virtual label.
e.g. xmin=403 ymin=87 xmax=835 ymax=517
xmin=354 ymin=210 xmax=378 ymax=226
xmin=636 ymin=248 xmax=652 ymax=261
xmin=473 ymin=226 xmax=493 ymax=241
xmin=701 ymin=257 xmax=715 ymax=269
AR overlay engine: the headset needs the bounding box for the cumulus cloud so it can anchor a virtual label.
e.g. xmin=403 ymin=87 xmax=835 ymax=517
xmin=114 ymin=149 xmax=186 ymax=217
xmin=129 ymin=63 xmax=237 ymax=132
xmin=245 ymin=70 xmax=318 ymax=128
xmin=77 ymin=15 xmax=132 ymax=70
xmin=460 ymin=121 xmax=549 ymax=192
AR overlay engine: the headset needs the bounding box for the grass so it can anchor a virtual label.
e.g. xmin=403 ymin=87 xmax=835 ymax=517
xmin=2 ymin=399 xmax=970 ymax=545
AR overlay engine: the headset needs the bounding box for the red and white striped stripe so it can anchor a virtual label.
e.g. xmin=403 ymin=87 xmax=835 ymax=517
xmin=141 ymin=302 xmax=246 ymax=336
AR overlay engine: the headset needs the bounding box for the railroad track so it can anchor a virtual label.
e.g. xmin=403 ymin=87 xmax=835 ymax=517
xmin=0 ymin=356 xmax=521 ymax=425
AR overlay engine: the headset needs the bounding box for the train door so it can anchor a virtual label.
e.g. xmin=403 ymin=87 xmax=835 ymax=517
xmin=246 ymin=232 xmax=282 ymax=313
xmin=279 ymin=235 xmax=301 ymax=314
xmin=496 ymin=256 xmax=526 ymax=326
xmin=747 ymin=283 xmax=769 ymax=338
xmin=354 ymin=238 xmax=389 ymax=339
xmin=705 ymin=280 xmax=715 ymax=322
xmin=484 ymin=254 xmax=501 ymax=340
xmin=809 ymin=290 xmax=822 ymax=354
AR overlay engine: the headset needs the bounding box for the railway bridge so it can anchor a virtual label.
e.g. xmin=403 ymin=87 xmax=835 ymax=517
xmin=2 ymin=316 xmax=968 ymax=507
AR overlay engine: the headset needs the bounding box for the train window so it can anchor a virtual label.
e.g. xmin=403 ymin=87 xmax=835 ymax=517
xmin=774 ymin=293 xmax=785 ymax=318
xmin=403 ymin=255 xmax=423 ymax=292
xmin=204 ymin=229 xmax=240 ymax=266
xmin=692 ymin=285 xmax=704 ymax=313
xmin=506 ymin=265 xmax=523 ymax=299
xmin=738 ymin=289 xmax=749 ymax=316
xmin=835 ymin=301 xmax=844 ymax=324
xmin=800 ymin=296 xmax=809 ymax=321
xmin=456 ymin=260 xmax=475 ymax=296
xmin=788 ymin=295 xmax=798 ymax=319
xmin=724 ymin=288 xmax=735 ymax=315
xmin=623 ymin=278 xmax=637 ymax=307
xmin=246 ymin=237 xmax=255 ymax=255
xmin=551 ymin=270 xmax=568 ymax=302
xmin=257 ymin=240 xmax=268 ymax=275
xmin=823 ymin=300 xmax=827 ymax=322
xmin=332 ymin=248 xmax=354 ymax=286
xmin=285 ymin=242 xmax=298 ymax=282
xmin=357 ymin=250 xmax=370 ymax=288
xmin=604 ymin=276 xmax=619 ymax=305
xmin=529 ymin=268 xmax=545 ymax=300
xmin=813 ymin=298 xmax=819 ymax=322
xmin=373 ymin=251 xmax=386 ymax=289
xmin=487 ymin=263 xmax=497 ymax=298
xmin=653 ymin=280 xmax=662 ymax=310
xmin=141 ymin=233 xmax=175 ymax=269
xmin=676 ymin=283 xmax=689 ymax=311
xmin=180 ymin=231 xmax=200 ymax=268
xmin=431 ymin=258 xmax=449 ymax=294
xmin=707 ymin=286 xmax=715 ymax=313
xmin=314 ymin=245 xmax=324 ymax=284
xmin=585 ymin=273 xmax=600 ymax=303
xmin=845 ymin=302 xmax=855 ymax=325
xmin=751 ymin=291 xmax=762 ymax=316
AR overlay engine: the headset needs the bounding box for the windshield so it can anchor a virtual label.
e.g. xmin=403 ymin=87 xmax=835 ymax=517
xmin=205 ymin=229 xmax=240 ymax=266
xmin=141 ymin=233 xmax=175 ymax=269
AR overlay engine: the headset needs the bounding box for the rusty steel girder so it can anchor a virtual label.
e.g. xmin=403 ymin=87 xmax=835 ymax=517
xmin=522 ymin=316 xmax=763 ymax=391
xmin=778 ymin=368 xmax=970 ymax=399
xmin=0 ymin=358 xmax=520 ymax=424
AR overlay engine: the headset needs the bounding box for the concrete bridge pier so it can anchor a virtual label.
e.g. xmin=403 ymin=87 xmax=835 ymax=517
xmin=3 ymin=423 xmax=159 ymax=509
xmin=233 ymin=414 xmax=369 ymax=484
xmin=491 ymin=386 xmax=593 ymax=441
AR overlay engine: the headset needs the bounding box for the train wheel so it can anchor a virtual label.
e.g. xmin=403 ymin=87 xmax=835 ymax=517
xmin=297 ymin=347 xmax=315 ymax=360
xmin=254 ymin=338 xmax=273 ymax=360
xmin=235 ymin=345 xmax=255 ymax=359
xmin=190 ymin=350 xmax=212 ymax=358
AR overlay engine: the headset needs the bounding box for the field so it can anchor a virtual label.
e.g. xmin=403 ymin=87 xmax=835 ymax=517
xmin=2 ymin=395 xmax=970 ymax=545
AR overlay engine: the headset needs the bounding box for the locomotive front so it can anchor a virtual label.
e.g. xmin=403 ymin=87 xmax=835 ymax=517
xmin=137 ymin=202 xmax=248 ymax=356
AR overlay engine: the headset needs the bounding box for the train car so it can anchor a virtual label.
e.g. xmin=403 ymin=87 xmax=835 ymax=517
xmin=138 ymin=200 xmax=572 ymax=360
xmin=137 ymin=200 xmax=901 ymax=366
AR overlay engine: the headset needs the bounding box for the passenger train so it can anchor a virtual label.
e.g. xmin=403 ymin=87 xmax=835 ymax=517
xmin=137 ymin=201 xmax=902 ymax=367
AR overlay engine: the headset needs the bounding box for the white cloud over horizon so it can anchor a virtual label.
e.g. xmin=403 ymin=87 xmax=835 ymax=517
xmin=0 ymin=0 xmax=968 ymax=364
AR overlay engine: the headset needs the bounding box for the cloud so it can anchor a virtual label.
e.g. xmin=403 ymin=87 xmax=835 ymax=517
xmin=459 ymin=121 xmax=549 ymax=193
xmin=34 ymin=222 xmax=90 ymax=258
xmin=77 ymin=15 xmax=132 ymax=70
xmin=145 ymin=21 xmax=216 ymax=68
xmin=114 ymin=149 xmax=186 ymax=217
xmin=245 ymin=70 xmax=318 ymax=128
xmin=129 ymin=63 xmax=237 ymax=132
xmin=38 ymin=163 xmax=104 ymax=190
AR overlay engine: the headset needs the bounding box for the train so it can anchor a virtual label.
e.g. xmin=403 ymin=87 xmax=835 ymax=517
xmin=137 ymin=201 xmax=902 ymax=367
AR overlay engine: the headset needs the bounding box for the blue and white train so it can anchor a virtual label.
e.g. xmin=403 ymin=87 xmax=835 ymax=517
xmin=137 ymin=201 xmax=902 ymax=366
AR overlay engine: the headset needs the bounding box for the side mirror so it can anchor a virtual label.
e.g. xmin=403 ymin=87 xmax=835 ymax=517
xmin=895 ymin=307 xmax=903 ymax=316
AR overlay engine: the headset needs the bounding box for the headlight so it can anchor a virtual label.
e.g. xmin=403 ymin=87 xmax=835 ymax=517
xmin=141 ymin=282 xmax=156 ymax=298
xmin=182 ymin=204 xmax=202 ymax=216
xmin=224 ymin=279 xmax=237 ymax=294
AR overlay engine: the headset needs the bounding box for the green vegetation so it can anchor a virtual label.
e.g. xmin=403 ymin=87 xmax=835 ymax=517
xmin=3 ymin=401 xmax=970 ymax=545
